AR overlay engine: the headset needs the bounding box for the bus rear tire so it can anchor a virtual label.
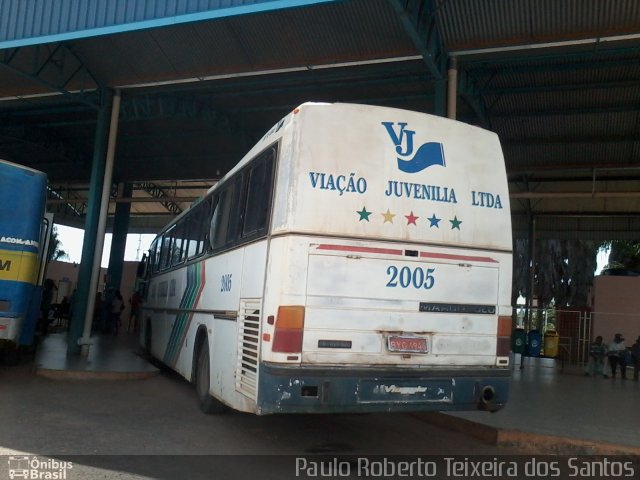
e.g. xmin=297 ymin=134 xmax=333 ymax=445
xmin=1 ymin=344 xmax=20 ymax=365
xmin=195 ymin=338 xmax=228 ymax=414
xmin=143 ymin=320 xmax=152 ymax=355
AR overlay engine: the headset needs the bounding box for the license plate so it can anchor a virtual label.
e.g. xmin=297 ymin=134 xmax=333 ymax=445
xmin=387 ymin=335 xmax=429 ymax=353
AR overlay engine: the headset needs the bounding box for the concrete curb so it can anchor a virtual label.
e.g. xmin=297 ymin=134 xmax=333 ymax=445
xmin=36 ymin=367 xmax=159 ymax=381
xmin=415 ymin=412 xmax=640 ymax=455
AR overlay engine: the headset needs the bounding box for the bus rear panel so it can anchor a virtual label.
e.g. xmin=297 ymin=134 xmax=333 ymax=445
xmin=0 ymin=160 xmax=47 ymax=347
xmin=256 ymin=104 xmax=512 ymax=414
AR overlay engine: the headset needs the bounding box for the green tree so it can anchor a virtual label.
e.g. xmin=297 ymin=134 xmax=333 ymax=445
xmin=47 ymin=226 xmax=69 ymax=263
xmin=605 ymin=240 xmax=640 ymax=270
xmin=513 ymin=238 xmax=601 ymax=308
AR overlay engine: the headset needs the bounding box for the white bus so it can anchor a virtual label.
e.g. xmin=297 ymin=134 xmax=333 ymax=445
xmin=141 ymin=102 xmax=513 ymax=415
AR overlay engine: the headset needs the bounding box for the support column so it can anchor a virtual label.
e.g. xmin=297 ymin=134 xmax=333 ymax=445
xmin=447 ymin=57 xmax=458 ymax=120
xmin=526 ymin=215 xmax=537 ymax=330
xmin=79 ymin=89 xmax=122 ymax=354
xmin=434 ymin=79 xmax=446 ymax=117
xmin=67 ymin=89 xmax=114 ymax=354
xmin=107 ymin=183 xmax=133 ymax=292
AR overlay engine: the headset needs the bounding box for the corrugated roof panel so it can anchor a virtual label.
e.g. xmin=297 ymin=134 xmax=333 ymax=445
xmin=494 ymin=111 xmax=639 ymax=139
xmin=0 ymin=0 xmax=341 ymax=47
xmin=488 ymin=87 xmax=640 ymax=114
xmin=503 ymin=141 xmax=636 ymax=170
xmin=475 ymin=59 xmax=640 ymax=90
xmin=436 ymin=0 xmax=640 ymax=49
xmin=67 ymin=0 xmax=415 ymax=89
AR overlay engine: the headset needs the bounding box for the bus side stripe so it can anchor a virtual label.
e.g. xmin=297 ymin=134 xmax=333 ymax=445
xmin=316 ymin=244 xmax=403 ymax=255
xmin=164 ymin=264 xmax=196 ymax=364
xmin=173 ymin=263 xmax=206 ymax=365
xmin=163 ymin=262 xmax=206 ymax=367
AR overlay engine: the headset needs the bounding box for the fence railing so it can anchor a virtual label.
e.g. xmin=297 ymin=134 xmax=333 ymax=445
xmin=512 ymin=307 xmax=592 ymax=365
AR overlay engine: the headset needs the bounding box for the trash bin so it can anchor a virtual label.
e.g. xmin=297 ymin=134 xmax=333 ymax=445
xmin=512 ymin=328 xmax=526 ymax=354
xmin=527 ymin=330 xmax=542 ymax=357
xmin=543 ymin=330 xmax=560 ymax=357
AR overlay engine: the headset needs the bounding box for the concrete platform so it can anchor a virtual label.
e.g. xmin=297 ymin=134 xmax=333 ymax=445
xmin=33 ymin=333 xmax=638 ymax=455
xmin=419 ymin=357 xmax=640 ymax=455
xmin=34 ymin=331 xmax=159 ymax=380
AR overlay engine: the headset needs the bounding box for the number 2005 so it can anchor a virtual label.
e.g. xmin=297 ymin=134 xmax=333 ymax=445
xmin=386 ymin=266 xmax=435 ymax=289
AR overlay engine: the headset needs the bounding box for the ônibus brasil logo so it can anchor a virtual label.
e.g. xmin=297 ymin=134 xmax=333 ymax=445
xmin=381 ymin=122 xmax=446 ymax=173
xmin=7 ymin=456 xmax=73 ymax=479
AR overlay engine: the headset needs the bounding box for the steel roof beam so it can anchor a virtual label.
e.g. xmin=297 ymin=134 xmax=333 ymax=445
xmin=120 ymin=94 xmax=255 ymax=149
xmin=0 ymin=44 xmax=101 ymax=108
xmin=493 ymin=105 xmax=640 ymax=118
xmin=512 ymin=211 xmax=640 ymax=218
xmin=450 ymin=33 xmax=640 ymax=58
xmin=503 ymin=135 xmax=639 ymax=146
xmin=136 ymin=182 xmax=183 ymax=215
xmin=460 ymin=47 xmax=640 ymax=69
xmin=466 ymin=56 xmax=640 ymax=75
xmin=483 ymin=80 xmax=640 ymax=96
xmin=386 ymin=0 xmax=492 ymax=125
xmin=457 ymin=68 xmax=490 ymax=129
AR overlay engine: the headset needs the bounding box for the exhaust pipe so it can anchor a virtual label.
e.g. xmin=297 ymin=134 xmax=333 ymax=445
xmin=478 ymin=385 xmax=496 ymax=410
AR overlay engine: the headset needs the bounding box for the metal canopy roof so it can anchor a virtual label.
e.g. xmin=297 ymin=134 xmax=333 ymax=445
xmin=0 ymin=0 xmax=639 ymax=238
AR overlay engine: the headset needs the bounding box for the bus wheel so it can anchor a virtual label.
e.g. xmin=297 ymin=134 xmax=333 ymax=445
xmin=195 ymin=338 xmax=228 ymax=414
xmin=2 ymin=345 xmax=20 ymax=365
xmin=143 ymin=320 xmax=152 ymax=355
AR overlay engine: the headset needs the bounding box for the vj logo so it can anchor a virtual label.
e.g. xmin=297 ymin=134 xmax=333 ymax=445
xmin=381 ymin=122 xmax=446 ymax=174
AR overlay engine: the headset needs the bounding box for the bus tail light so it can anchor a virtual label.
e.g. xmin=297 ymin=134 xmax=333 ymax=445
xmin=496 ymin=316 xmax=512 ymax=357
xmin=272 ymin=306 xmax=305 ymax=353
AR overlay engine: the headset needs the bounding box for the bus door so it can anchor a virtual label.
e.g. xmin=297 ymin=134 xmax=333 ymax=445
xmin=18 ymin=212 xmax=53 ymax=346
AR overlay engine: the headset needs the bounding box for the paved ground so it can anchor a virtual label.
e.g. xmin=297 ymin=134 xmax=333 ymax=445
xmin=0 ymin=358 xmax=519 ymax=479
xmin=3 ymin=338 xmax=639 ymax=479
xmin=447 ymin=356 xmax=640 ymax=451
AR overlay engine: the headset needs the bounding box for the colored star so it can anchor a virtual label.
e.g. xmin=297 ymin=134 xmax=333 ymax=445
xmin=450 ymin=216 xmax=462 ymax=230
xmin=357 ymin=207 xmax=372 ymax=222
xmin=405 ymin=211 xmax=419 ymax=225
xmin=382 ymin=209 xmax=396 ymax=223
xmin=428 ymin=214 xmax=441 ymax=228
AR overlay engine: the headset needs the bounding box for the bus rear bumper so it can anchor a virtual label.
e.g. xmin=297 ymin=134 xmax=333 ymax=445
xmin=257 ymin=364 xmax=510 ymax=415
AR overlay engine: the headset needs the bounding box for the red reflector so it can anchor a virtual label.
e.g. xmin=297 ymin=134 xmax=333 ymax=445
xmin=272 ymin=329 xmax=303 ymax=353
xmin=496 ymin=337 xmax=511 ymax=356
xmin=0 ymin=325 xmax=6 ymax=330
xmin=497 ymin=316 xmax=512 ymax=337
xmin=262 ymin=333 xmax=271 ymax=342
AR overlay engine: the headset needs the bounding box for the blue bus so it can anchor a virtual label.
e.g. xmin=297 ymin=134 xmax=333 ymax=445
xmin=0 ymin=159 xmax=48 ymax=361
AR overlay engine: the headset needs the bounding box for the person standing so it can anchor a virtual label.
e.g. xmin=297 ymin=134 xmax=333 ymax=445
xmin=110 ymin=290 xmax=125 ymax=336
xmin=585 ymin=336 xmax=607 ymax=377
xmin=38 ymin=279 xmax=57 ymax=336
xmin=128 ymin=291 xmax=142 ymax=333
xmin=606 ymin=333 xmax=627 ymax=379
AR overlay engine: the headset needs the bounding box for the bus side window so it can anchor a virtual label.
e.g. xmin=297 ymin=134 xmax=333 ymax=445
xmin=243 ymin=149 xmax=275 ymax=237
xmin=199 ymin=196 xmax=213 ymax=255
xmin=149 ymin=240 xmax=158 ymax=273
xmin=208 ymin=196 xmax=220 ymax=252
xmin=184 ymin=211 xmax=197 ymax=259
xmin=212 ymin=188 xmax=229 ymax=250
xmin=225 ymin=175 xmax=244 ymax=246
xmin=171 ymin=223 xmax=185 ymax=266
xmin=159 ymin=231 xmax=173 ymax=270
